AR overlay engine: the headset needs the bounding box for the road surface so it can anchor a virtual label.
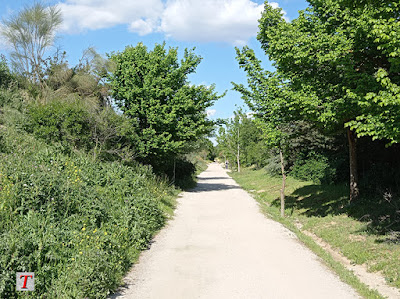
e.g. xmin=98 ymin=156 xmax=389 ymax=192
xmin=112 ymin=163 xmax=360 ymax=299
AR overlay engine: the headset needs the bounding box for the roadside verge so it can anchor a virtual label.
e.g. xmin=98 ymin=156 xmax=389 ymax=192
xmin=229 ymin=168 xmax=400 ymax=299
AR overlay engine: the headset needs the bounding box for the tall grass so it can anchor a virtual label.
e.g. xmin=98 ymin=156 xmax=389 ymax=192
xmin=0 ymin=119 xmax=177 ymax=298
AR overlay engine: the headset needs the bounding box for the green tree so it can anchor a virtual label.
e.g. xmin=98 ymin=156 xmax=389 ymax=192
xmin=233 ymin=47 xmax=294 ymax=216
xmin=1 ymin=3 xmax=62 ymax=87
xmin=108 ymin=42 xmax=222 ymax=170
xmin=188 ymin=137 xmax=217 ymax=161
xmin=256 ymin=0 xmax=400 ymax=201
xmin=217 ymin=108 xmax=254 ymax=172
xmin=216 ymin=126 xmax=232 ymax=166
xmin=238 ymin=114 xmax=268 ymax=168
xmin=216 ymin=109 xmax=246 ymax=172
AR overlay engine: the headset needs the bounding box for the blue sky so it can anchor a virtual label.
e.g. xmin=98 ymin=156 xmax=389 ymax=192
xmin=0 ymin=0 xmax=309 ymax=120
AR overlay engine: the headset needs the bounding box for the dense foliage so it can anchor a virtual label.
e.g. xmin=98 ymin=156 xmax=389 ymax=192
xmin=0 ymin=3 xmax=219 ymax=297
xmin=228 ymin=0 xmax=400 ymax=203
xmin=109 ymin=43 xmax=222 ymax=174
xmin=217 ymin=109 xmax=269 ymax=171
xmin=0 ymin=111 xmax=177 ymax=298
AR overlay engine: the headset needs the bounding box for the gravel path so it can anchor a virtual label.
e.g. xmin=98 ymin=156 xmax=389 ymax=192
xmin=111 ymin=163 xmax=360 ymax=299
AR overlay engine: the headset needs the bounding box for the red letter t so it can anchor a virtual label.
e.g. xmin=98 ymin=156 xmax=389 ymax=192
xmin=20 ymin=275 xmax=33 ymax=289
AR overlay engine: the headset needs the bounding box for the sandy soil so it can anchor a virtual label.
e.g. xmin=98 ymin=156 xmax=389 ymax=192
xmin=111 ymin=163 xmax=360 ymax=299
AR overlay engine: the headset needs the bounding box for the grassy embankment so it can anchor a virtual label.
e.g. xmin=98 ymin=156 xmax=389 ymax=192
xmin=230 ymin=168 xmax=400 ymax=299
xmin=0 ymin=108 xmax=184 ymax=298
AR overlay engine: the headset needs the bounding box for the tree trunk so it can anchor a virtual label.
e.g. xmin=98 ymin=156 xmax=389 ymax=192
xmin=237 ymin=127 xmax=240 ymax=173
xmin=347 ymin=128 xmax=359 ymax=201
xmin=173 ymin=158 xmax=176 ymax=184
xmin=279 ymin=148 xmax=286 ymax=217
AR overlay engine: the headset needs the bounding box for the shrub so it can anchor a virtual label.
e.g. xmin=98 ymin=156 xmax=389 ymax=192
xmin=0 ymin=55 xmax=13 ymax=88
xmin=0 ymin=127 xmax=176 ymax=298
xmin=290 ymin=153 xmax=336 ymax=184
xmin=24 ymin=99 xmax=135 ymax=161
xmin=0 ymin=88 xmax=21 ymax=108
xmin=25 ymin=99 xmax=93 ymax=150
xmin=90 ymin=108 xmax=136 ymax=162
xmin=264 ymin=154 xmax=282 ymax=177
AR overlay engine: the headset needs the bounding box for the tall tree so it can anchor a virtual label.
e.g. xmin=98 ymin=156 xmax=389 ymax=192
xmin=216 ymin=126 xmax=232 ymax=166
xmin=257 ymin=1 xmax=400 ymax=201
xmin=1 ymin=3 xmax=62 ymax=86
xmin=233 ymin=47 xmax=293 ymax=217
xmin=108 ymin=42 xmax=223 ymax=168
xmin=216 ymin=109 xmax=247 ymax=173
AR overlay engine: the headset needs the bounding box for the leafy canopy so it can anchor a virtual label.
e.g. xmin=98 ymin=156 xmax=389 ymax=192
xmin=109 ymin=42 xmax=223 ymax=163
xmin=257 ymin=0 xmax=400 ymax=143
xmin=232 ymin=47 xmax=294 ymax=149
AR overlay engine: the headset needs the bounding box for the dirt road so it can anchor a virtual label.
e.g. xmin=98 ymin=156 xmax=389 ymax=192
xmin=112 ymin=163 xmax=360 ymax=299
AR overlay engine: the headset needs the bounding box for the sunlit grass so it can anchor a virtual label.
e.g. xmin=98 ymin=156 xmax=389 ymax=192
xmin=231 ymin=168 xmax=400 ymax=298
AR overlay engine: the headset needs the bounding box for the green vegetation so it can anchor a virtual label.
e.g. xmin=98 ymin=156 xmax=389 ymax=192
xmin=230 ymin=168 xmax=399 ymax=297
xmin=256 ymin=0 xmax=400 ymax=200
xmin=220 ymin=2 xmax=400 ymax=294
xmin=0 ymin=3 xmax=217 ymax=298
xmin=0 ymin=109 xmax=178 ymax=298
xmin=231 ymin=0 xmax=400 ymax=203
xmin=1 ymin=3 xmax=62 ymax=85
xmin=217 ymin=111 xmax=268 ymax=171
xmin=109 ymin=42 xmax=222 ymax=178
xmin=2 ymin=0 xmax=400 ymax=297
xmin=290 ymin=152 xmax=335 ymax=184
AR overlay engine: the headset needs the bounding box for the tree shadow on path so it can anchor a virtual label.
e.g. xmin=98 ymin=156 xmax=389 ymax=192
xmin=189 ymin=176 xmax=242 ymax=193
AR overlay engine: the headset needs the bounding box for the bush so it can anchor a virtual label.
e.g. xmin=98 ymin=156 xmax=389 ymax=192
xmin=290 ymin=153 xmax=336 ymax=184
xmin=25 ymin=99 xmax=93 ymax=150
xmin=0 ymin=88 xmax=18 ymax=108
xmin=24 ymin=99 xmax=136 ymax=162
xmin=150 ymin=156 xmax=197 ymax=189
xmin=90 ymin=108 xmax=136 ymax=162
xmin=264 ymin=154 xmax=282 ymax=177
xmin=0 ymin=127 xmax=176 ymax=298
xmin=0 ymin=55 xmax=13 ymax=88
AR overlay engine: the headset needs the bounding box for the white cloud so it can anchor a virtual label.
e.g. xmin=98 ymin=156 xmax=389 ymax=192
xmin=56 ymin=0 xmax=287 ymax=44
xmin=57 ymin=0 xmax=164 ymax=34
xmin=206 ymin=109 xmax=217 ymax=117
xmin=160 ymin=0 xmax=265 ymax=45
xmin=129 ymin=19 xmax=156 ymax=36
xmin=0 ymin=24 xmax=12 ymax=50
